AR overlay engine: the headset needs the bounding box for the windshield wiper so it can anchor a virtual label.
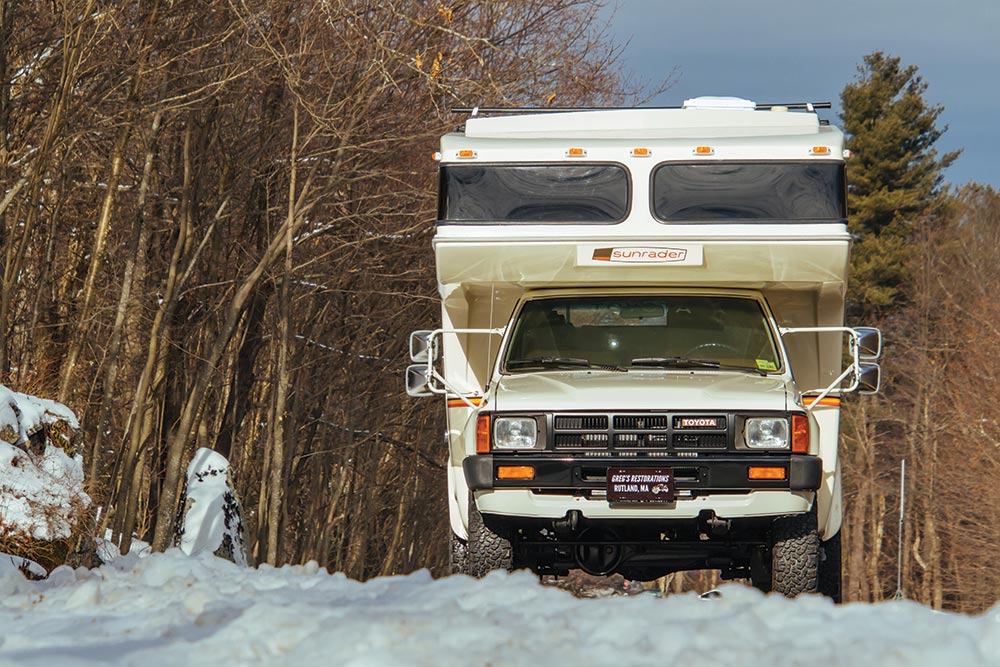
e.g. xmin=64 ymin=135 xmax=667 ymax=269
xmin=630 ymin=356 xmax=721 ymax=369
xmin=718 ymin=364 xmax=768 ymax=377
xmin=507 ymin=357 xmax=626 ymax=372
xmin=631 ymin=357 xmax=768 ymax=376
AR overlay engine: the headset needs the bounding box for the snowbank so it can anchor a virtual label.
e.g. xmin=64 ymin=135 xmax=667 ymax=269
xmin=0 ymin=551 xmax=997 ymax=666
xmin=177 ymin=448 xmax=250 ymax=566
xmin=0 ymin=386 xmax=89 ymax=542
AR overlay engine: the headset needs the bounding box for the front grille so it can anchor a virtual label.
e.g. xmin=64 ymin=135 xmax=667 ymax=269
xmin=614 ymin=415 xmax=668 ymax=430
xmin=555 ymin=432 xmax=610 ymax=448
xmin=673 ymin=433 xmax=727 ymax=449
xmin=551 ymin=413 xmax=731 ymax=452
xmin=555 ymin=415 xmax=608 ymax=430
xmin=615 ymin=432 xmax=671 ymax=447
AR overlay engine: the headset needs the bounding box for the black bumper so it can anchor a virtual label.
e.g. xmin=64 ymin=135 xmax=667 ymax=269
xmin=463 ymin=454 xmax=822 ymax=493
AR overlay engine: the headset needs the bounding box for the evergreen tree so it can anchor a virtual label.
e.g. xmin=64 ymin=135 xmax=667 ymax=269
xmin=840 ymin=51 xmax=960 ymax=314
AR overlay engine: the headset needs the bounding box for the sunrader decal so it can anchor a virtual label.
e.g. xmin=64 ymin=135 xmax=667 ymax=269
xmin=577 ymin=244 xmax=704 ymax=267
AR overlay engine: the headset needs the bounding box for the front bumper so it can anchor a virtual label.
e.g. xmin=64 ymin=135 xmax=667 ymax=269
xmin=463 ymin=454 xmax=822 ymax=493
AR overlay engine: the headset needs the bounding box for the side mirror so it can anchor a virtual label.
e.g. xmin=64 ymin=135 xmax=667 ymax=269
xmin=405 ymin=364 xmax=434 ymax=397
xmin=857 ymin=362 xmax=881 ymax=394
xmin=409 ymin=330 xmax=432 ymax=363
xmin=853 ymin=327 xmax=882 ymax=360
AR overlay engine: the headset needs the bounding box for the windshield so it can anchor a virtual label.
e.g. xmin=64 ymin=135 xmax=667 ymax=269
xmin=503 ymin=295 xmax=781 ymax=373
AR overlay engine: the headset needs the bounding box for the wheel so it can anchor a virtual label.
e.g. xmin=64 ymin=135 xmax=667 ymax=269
xmin=818 ymin=531 xmax=843 ymax=603
xmin=771 ymin=507 xmax=819 ymax=598
xmin=683 ymin=342 xmax=739 ymax=358
xmin=450 ymin=532 xmax=469 ymax=575
xmin=468 ymin=492 xmax=513 ymax=577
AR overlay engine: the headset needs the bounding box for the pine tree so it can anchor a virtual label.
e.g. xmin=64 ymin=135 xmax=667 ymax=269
xmin=840 ymin=51 xmax=960 ymax=314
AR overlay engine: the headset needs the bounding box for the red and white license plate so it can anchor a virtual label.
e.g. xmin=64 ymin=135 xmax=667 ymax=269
xmin=607 ymin=467 xmax=675 ymax=503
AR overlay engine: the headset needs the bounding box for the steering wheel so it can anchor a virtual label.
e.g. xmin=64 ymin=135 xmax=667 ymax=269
xmin=683 ymin=342 xmax=739 ymax=358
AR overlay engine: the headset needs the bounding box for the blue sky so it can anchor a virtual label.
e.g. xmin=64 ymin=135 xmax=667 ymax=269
xmin=600 ymin=0 xmax=998 ymax=188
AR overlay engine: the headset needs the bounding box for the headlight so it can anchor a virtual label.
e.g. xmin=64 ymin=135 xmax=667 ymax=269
xmin=744 ymin=418 xmax=789 ymax=449
xmin=493 ymin=417 xmax=539 ymax=450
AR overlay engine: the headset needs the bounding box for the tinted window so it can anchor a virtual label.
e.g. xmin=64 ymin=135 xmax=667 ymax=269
xmin=652 ymin=162 xmax=845 ymax=222
xmin=440 ymin=164 xmax=629 ymax=224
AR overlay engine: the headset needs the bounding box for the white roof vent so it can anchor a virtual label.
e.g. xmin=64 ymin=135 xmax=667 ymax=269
xmin=682 ymin=96 xmax=757 ymax=110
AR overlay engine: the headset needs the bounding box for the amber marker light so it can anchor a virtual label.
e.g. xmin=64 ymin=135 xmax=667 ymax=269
xmin=497 ymin=465 xmax=535 ymax=480
xmin=476 ymin=414 xmax=491 ymax=453
xmin=807 ymin=396 xmax=840 ymax=408
xmin=810 ymin=146 xmax=831 ymax=155
xmin=448 ymin=397 xmax=483 ymax=408
xmin=748 ymin=466 xmax=787 ymax=481
xmin=457 ymin=149 xmax=477 ymax=159
xmin=694 ymin=146 xmax=714 ymax=156
xmin=566 ymin=147 xmax=587 ymax=157
xmin=791 ymin=414 xmax=810 ymax=453
xmin=630 ymin=147 xmax=651 ymax=157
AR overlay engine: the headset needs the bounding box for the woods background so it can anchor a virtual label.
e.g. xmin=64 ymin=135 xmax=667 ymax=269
xmin=1 ymin=0 xmax=997 ymax=612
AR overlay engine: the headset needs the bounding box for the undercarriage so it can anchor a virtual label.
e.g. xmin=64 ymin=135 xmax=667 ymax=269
xmin=459 ymin=501 xmax=834 ymax=598
xmin=489 ymin=511 xmax=775 ymax=584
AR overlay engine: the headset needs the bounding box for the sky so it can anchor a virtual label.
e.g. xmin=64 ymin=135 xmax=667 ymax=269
xmin=600 ymin=0 xmax=999 ymax=188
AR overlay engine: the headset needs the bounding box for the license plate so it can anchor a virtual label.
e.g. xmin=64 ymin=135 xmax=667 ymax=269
xmin=607 ymin=467 xmax=674 ymax=503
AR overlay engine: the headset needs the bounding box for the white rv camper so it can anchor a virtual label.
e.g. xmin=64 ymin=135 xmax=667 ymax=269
xmin=407 ymin=97 xmax=882 ymax=599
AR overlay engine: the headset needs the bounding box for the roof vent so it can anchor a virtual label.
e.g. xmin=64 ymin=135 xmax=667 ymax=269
xmin=682 ymin=96 xmax=756 ymax=111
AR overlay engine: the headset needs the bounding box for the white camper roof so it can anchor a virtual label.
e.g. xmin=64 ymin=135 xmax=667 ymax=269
xmin=458 ymin=98 xmax=826 ymax=141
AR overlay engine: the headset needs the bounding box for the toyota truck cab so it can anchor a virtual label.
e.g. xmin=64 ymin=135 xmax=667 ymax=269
xmin=407 ymin=97 xmax=882 ymax=598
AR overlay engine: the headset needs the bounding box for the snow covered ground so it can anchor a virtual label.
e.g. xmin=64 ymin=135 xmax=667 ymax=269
xmin=1 ymin=551 xmax=998 ymax=667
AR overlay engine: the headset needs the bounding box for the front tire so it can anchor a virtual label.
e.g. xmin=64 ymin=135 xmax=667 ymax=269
xmin=450 ymin=532 xmax=469 ymax=575
xmin=468 ymin=492 xmax=513 ymax=577
xmin=771 ymin=507 xmax=819 ymax=598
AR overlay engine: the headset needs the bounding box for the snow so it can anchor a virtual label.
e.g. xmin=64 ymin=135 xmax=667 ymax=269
xmin=0 ymin=551 xmax=998 ymax=666
xmin=0 ymin=386 xmax=88 ymax=541
xmin=0 ymin=385 xmax=79 ymax=446
xmin=0 ymin=553 xmax=47 ymax=580
xmin=177 ymin=448 xmax=249 ymax=566
xmin=93 ymin=533 xmax=152 ymax=564
xmin=0 ymin=441 xmax=89 ymax=540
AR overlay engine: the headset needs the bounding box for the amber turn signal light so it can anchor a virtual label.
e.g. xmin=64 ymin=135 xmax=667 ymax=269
xmin=476 ymin=414 xmax=490 ymax=453
xmin=748 ymin=466 xmax=787 ymax=481
xmin=791 ymin=414 xmax=809 ymax=453
xmin=497 ymin=465 xmax=535 ymax=480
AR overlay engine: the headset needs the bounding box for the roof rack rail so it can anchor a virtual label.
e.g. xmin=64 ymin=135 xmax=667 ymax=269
xmin=451 ymin=102 xmax=832 ymax=114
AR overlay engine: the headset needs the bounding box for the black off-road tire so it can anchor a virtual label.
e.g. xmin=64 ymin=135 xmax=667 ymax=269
xmin=818 ymin=531 xmax=843 ymax=603
xmin=771 ymin=507 xmax=819 ymax=598
xmin=468 ymin=492 xmax=513 ymax=577
xmin=450 ymin=532 xmax=469 ymax=575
